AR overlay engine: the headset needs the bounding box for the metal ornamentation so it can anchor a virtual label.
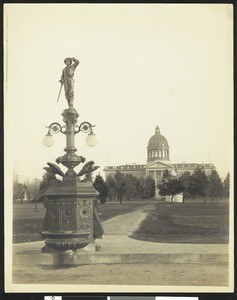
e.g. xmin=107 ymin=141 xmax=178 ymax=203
xmin=41 ymin=57 xmax=104 ymax=254
xmin=74 ymin=121 xmax=95 ymax=134
xmin=79 ymin=205 xmax=91 ymax=218
xmin=46 ymin=122 xmax=66 ymax=134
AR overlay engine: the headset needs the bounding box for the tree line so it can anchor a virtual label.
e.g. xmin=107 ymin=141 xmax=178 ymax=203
xmin=104 ymin=171 xmax=156 ymax=204
xmin=13 ymin=168 xmax=229 ymax=205
xmin=13 ymin=174 xmax=40 ymax=203
xmin=103 ymin=168 xmax=229 ymax=203
xmin=158 ymin=168 xmax=229 ymax=203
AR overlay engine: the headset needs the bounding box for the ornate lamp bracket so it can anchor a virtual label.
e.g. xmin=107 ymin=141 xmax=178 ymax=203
xmin=46 ymin=122 xmax=66 ymax=134
xmin=74 ymin=121 xmax=95 ymax=135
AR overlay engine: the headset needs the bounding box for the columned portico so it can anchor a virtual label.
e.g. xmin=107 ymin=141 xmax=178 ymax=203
xmin=145 ymin=161 xmax=172 ymax=199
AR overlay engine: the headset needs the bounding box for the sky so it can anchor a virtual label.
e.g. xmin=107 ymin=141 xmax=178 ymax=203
xmin=4 ymin=4 xmax=233 ymax=182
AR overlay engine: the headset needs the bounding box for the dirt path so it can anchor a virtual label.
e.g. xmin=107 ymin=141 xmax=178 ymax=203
xmin=13 ymin=262 xmax=229 ymax=287
xmin=102 ymin=204 xmax=151 ymax=235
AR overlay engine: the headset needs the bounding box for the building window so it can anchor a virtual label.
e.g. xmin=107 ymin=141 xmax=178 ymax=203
xmin=155 ymin=150 xmax=158 ymax=157
xmin=159 ymin=149 xmax=162 ymax=157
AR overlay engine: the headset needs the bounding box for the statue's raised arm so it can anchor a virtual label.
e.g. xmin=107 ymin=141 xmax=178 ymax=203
xmin=71 ymin=57 xmax=79 ymax=71
xmin=59 ymin=57 xmax=80 ymax=108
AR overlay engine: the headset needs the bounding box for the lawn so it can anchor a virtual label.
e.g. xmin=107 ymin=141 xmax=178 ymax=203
xmin=13 ymin=201 xmax=151 ymax=243
xmin=13 ymin=199 xmax=229 ymax=244
xmin=13 ymin=203 xmax=46 ymax=243
xmin=130 ymin=201 xmax=229 ymax=244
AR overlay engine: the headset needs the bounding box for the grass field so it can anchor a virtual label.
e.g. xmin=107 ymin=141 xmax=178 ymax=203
xmin=13 ymin=201 xmax=150 ymax=243
xmin=13 ymin=199 xmax=229 ymax=244
xmin=131 ymin=201 xmax=229 ymax=244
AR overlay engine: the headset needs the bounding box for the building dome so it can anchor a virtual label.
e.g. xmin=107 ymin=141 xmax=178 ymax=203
xmin=147 ymin=126 xmax=170 ymax=162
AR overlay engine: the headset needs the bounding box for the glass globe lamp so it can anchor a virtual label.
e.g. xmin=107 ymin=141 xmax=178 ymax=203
xmin=86 ymin=132 xmax=97 ymax=147
xmin=43 ymin=133 xmax=54 ymax=147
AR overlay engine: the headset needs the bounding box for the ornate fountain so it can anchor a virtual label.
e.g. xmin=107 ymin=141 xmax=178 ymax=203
xmin=40 ymin=58 xmax=103 ymax=262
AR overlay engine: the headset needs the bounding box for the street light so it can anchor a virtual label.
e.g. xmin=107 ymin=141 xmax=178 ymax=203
xmin=86 ymin=129 xmax=97 ymax=147
xmin=43 ymin=121 xmax=97 ymax=149
xmin=43 ymin=130 xmax=54 ymax=147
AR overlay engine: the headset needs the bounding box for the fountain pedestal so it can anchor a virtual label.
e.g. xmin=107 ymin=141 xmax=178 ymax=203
xmin=41 ymin=177 xmax=103 ymax=252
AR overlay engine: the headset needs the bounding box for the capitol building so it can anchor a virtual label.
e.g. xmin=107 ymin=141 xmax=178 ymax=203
xmin=104 ymin=125 xmax=215 ymax=187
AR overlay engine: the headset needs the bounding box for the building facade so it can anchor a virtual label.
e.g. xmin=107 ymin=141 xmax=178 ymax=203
xmin=103 ymin=125 xmax=215 ymax=196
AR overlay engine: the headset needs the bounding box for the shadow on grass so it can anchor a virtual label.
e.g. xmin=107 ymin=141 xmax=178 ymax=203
xmin=130 ymin=201 xmax=229 ymax=244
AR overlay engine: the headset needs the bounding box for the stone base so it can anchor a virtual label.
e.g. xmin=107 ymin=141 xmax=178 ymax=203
xmin=41 ymin=245 xmax=59 ymax=253
xmin=79 ymin=241 xmax=102 ymax=253
xmin=53 ymin=250 xmax=77 ymax=266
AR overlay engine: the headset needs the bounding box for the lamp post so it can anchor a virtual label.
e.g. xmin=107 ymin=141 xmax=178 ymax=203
xmin=40 ymin=58 xmax=103 ymax=264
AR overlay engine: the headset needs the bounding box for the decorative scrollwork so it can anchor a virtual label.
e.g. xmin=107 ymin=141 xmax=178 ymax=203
xmin=45 ymin=237 xmax=90 ymax=251
xmin=50 ymin=206 xmax=59 ymax=218
xmin=79 ymin=205 xmax=91 ymax=218
xmin=62 ymin=203 xmax=76 ymax=231
xmin=74 ymin=121 xmax=95 ymax=134
xmin=63 ymin=206 xmax=74 ymax=217
xmin=46 ymin=122 xmax=66 ymax=134
xmin=51 ymin=124 xmax=61 ymax=134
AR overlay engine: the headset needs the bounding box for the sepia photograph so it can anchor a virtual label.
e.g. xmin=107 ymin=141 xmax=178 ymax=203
xmin=4 ymin=3 xmax=233 ymax=293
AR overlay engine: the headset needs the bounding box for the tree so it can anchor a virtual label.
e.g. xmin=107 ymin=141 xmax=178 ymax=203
xmin=24 ymin=178 xmax=40 ymax=201
xmin=139 ymin=177 xmax=146 ymax=199
xmin=38 ymin=172 xmax=52 ymax=194
xmin=106 ymin=173 xmax=155 ymax=202
xmin=158 ymin=178 xmax=184 ymax=202
xmin=13 ymin=171 xmax=26 ymax=203
xmin=207 ymin=170 xmax=223 ymax=201
xmin=114 ymin=171 xmax=126 ymax=204
xmin=124 ymin=174 xmax=138 ymax=200
xmin=13 ymin=180 xmax=24 ymax=203
xmin=135 ymin=178 xmax=143 ymax=200
xmin=189 ymin=168 xmax=208 ymax=203
xmin=223 ymin=172 xmax=230 ymax=199
xmin=93 ymin=175 xmax=108 ymax=204
xmin=138 ymin=177 xmax=155 ymax=199
xmin=105 ymin=175 xmax=117 ymax=201
xmin=179 ymin=171 xmax=192 ymax=200
xmin=162 ymin=169 xmax=170 ymax=181
xmin=144 ymin=176 xmax=156 ymax=199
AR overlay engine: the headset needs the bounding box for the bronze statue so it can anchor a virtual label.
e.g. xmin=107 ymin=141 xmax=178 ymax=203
xmin=59 ymin=57 xmax=79 ymax=108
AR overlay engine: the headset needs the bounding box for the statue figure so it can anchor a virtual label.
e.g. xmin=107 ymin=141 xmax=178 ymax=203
xmin=59 ymin=57 xmax=79 ymax=108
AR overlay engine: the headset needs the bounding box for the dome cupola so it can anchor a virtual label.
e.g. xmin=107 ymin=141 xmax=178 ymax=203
xmin=147 ymin=125 xmax=170 ymax=162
